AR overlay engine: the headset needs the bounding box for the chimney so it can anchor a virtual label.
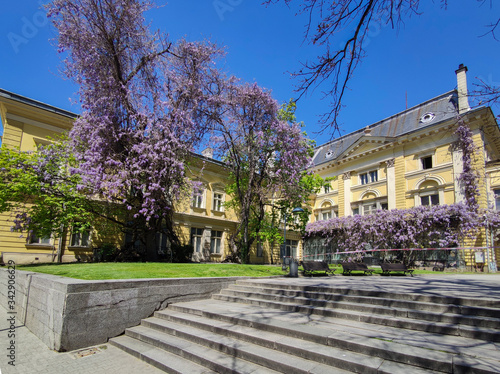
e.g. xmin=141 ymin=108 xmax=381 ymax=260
xmin=201 ymin=147 xmax=213 ymax=159
xmin=455 ymin=64 xmax=470 ymax=114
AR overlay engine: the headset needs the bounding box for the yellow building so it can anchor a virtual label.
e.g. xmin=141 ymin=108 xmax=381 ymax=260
xmin=0 ymin=89 xmax=240 ymax=264
xmin=306 ymin=65 xmax=500 ymax=269
xmin=2 ymin=65 xmax=499 ymax=267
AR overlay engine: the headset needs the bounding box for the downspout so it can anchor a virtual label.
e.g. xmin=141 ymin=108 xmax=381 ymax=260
xmin=57 ymin=224 xmax=64 ymax=263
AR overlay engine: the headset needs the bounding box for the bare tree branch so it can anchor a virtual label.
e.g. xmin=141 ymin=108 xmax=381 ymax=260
xmin=266 ymin=0 xmax=498 ymax=137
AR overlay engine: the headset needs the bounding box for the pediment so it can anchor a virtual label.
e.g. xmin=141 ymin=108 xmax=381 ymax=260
xmin=340 ymin=136 xmax=394 ymax=159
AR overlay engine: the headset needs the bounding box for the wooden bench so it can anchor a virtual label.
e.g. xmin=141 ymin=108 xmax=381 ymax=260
xmin=380 ymin=262 xmax=414 ymax=277
xmin=301 ymin=261 xmax=335 ymax=276
xmin=341 ymin=262 xmax=374 ymax=275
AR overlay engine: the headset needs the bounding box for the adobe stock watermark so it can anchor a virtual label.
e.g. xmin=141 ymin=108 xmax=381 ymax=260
xmin=476 ymin=74 xmax=500 ymax=88
xmin=7 ymin=0 xmax=49 ymax=54
xmin=336 ymin=18 xmax=390 ymax=50
xmin=213 ymin=0 xmax=243 ymax=21
xmin=6 ymin=260 xmax=17 ymax=367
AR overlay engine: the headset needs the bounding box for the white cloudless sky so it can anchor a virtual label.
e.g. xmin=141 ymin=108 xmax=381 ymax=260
xmin=1 ymin=0 xmax=498 ymax=146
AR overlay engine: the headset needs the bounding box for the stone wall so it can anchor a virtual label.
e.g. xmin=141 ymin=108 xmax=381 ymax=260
xmin=0 ymin=268 xmax=248 ymax=351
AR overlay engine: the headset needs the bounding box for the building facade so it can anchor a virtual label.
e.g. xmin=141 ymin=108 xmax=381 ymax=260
xmin=0 ymin=89 xmax=243 ymax=264
xmin=305 ymin=65 xmax=500 ymax=269
xmin=1 ymin=65 xmax=499 ymax=267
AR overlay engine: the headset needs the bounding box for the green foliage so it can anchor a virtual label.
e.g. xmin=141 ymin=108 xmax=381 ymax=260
xmin=278 ymin=99 xmax=298 ymax=123
xmin=94 ymin=243 xmax=118 ymax=262
xmin=0 ymin=137 xmax=122 ymax=243
xmin=171 ymin=243 xmax=194 ymax=263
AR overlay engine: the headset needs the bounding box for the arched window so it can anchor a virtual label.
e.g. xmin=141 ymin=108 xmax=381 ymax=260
xmin=414 ymin=178 xmax=444 ymax=207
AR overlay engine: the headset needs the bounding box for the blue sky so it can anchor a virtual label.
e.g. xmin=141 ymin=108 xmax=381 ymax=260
xmin=1 ymin=0 xmax=498 ymax=147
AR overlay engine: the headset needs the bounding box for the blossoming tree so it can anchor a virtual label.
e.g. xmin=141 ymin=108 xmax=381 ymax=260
xmin=213 ymin=90 xmax=315 ymax=263
xmin=46 ymin=0 xmax=227 ymax=260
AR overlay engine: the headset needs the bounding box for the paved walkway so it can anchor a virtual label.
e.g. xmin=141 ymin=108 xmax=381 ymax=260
xmin=0 ymin=305 xmax=165 ymax=374
xmin=0 ymin=273 xmax=499 ymax=374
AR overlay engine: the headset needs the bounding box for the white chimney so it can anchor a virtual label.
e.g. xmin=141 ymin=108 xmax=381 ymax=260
xmin=455 ymin=64 xmax=470 ymax=114
xmin=201 ymin=147 xmax=213 ymax=159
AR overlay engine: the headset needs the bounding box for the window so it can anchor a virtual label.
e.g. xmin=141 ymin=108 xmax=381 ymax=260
xmin=363 ymin=203 xmax=378 ymax=215
xmin=191 ymin=228 xmax=204 ymax=253
xmin=256 ymin=242 xmax=263 ymax=257
xmin=360 ymin=170 xmax=378 ymax=185
xmin=421 ymin=156 xmax=433 ymax=170
xmin=322 ymin=210 xmax=332 ymax=221
xmin=494 ymin=190 xmax=500 ymax=211
xmin=210 ymin=230 xmax=222 ymax=254
xmin=324 ymin=184 xmax=331 ymax=194
xmin=192 ymin=187 xmax=204 ymax=208
xmin=283 ymin=239 xmax=298 ymax=258
xmin=355 ymin=201 xmax=388 ymax=215
xmin=71 ymin=226 xmax=91 ymax=247
xmin=213 ymin=193 xmax=224 ymax=212
xmin=29 ymin=233 xmax=51 ymax=245
xmin=421 ymin=194 xmax=439 ymax=206
xmin=155 ymin=232 xmax=170 ymax=255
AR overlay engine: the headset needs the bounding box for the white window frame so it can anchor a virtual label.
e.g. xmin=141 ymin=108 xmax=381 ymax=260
xmin=354 ymin=200 xmax=388 ymax=216
xmin=210 ymin=230 xmax=223 ymax=254
xmin=284 ymin=239 xmax=298 ymax=258
xmin=212 ymin=192 xmax=224 ymax=212
xmin=420 ymin=193 xmax=440 ymax=206
xmin=321 ymin=210 xmax=333 ymax=221
xmin=192 ymin=187 xmax=205 ymax=209
xmin=156 ymin=232 xmax=170 ymax=255
xmin=359 ymin=170 xmax=378 ymax=185
xmin=256 ymin=241 xmax=264 ymax=257
xmin=70 ymin=226 xmax=91 ymax=247
xmin=29 ymin=232 xmax=52 ymax=245
xmin=494 ymin=189 xmax=500 ymax=211
xmin=191 ymin=228 xmax=204 ymax=253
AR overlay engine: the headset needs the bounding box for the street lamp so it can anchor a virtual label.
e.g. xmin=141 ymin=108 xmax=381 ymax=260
xmin=282 ymin=207 xmax=304 ymax=277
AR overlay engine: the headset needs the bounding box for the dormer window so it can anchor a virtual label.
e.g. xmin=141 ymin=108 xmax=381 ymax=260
xmin=419 ymin=112 xmax=435 ymax=124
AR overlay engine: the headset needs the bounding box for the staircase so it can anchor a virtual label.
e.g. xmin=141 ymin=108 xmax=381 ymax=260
xmin=110 ymin=278 xmax=500 ymax=373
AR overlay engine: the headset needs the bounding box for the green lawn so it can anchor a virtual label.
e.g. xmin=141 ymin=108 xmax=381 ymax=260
xmin=17 ymin=262 xmax=287 ymax=280
xmin=15 ymin=262 xmax=478 ymax=280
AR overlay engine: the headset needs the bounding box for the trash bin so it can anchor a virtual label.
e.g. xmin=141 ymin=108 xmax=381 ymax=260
xmin=289 ymin=260 xmax=299 ymax=277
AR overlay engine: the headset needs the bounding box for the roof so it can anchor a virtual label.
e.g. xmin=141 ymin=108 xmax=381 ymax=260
xmin=312 ymin=90 xmax=459 ymax=166
xmin=0 ymin=88 xmax=77 ymax=119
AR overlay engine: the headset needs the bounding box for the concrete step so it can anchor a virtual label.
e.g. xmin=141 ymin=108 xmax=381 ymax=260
xmin=166 ymin=299 xmax=500 ymax=373
xmin=125 ymin=323 xmax=354 ymax=374
xmin=220 ymin=286 xmax=500 ymax=329
xmin=235 ymin=280 xmax=500 ymax=310
xmin=228 ymin=283 xmax=500 ymax=319
xmin=111 ymin=278 xmax=500 ymax=374
xmin=153 ymin=308 xmax=450 ymax=373
xmin=212 ymin=293 xmax=500 ymax=342
xmin=109 ymin=335 xmax=217 ymax=374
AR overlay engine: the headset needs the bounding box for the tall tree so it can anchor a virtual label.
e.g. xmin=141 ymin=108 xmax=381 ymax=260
xmin=213 ymin=88 xmax=314 ymax=263
xmin=46 ymin=0 xmax=226 ymax=260
xmin=266 ymin=0 xmax=500 ymax=133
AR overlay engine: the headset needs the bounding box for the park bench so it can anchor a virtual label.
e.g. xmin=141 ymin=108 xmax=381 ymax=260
xmin=301 ymin=260 xmax=335 ymax=276
xmin=380 ymin=262 xmax=414 ymax=277
xmin=341 ymin=262 xmax=374 ymax=275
